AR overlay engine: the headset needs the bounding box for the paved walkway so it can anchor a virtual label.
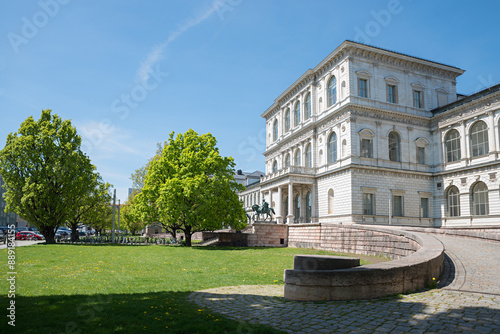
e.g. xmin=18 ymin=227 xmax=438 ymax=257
xmin=189 ymin=234 xmax=500 ymax=333
xmin=0 ymin=239 xmax=44 ymax=249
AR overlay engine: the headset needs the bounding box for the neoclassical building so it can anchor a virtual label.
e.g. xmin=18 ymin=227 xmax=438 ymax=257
xmin=239 ymin=40 xmax=500 ymax=227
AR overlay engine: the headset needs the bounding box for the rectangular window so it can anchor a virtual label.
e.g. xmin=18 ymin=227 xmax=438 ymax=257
xmin=413 ymin=90 xmax=423 ymax=108
xmin=387 ymin=85 xmax=397 ymax=103
xmin=417 ymin=147 xmax=425 ymax=165
xmin=363 ymin=193 xmax=374 ymax=215
xmin=421 ymin=197 xmax=429 ymax=218
xmin=437 ymin=93 xmax=448 ymax=107
xmin=360 ymin=139 xmax=372 ymax=158
xmin=393 ymin=195 xmax=403 ymax=216
xmin=358 ymin=79 xmax=368 ymax=98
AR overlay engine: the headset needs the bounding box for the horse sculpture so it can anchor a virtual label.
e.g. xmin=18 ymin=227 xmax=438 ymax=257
xmin=251 ymin=199 xmax=276 ymax=222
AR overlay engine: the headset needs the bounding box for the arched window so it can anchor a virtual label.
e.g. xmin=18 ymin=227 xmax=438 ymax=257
xmin=306 ymin=192 xmax=312 ymax=223
xmin=470 ymin=121 xmax=489 ymax=157
xmin=284 ymin=108 xmax=290 ymax=133
xmin=328 ymin=189 xmax=334 ymax=214
xmin=294 ymin=194 xmax=301 ymax=221
xmin=327 ymin=132 xmax=337 ymax=164
xmin=284 ymin=153 xmax=290 ymax=168
xmin=328 ymin=76 xmax=337 ymax=107
xmin=293 ymin=102 xmax=301 ymax=127
xmin=446 ymin=186 xmax=460 ymax=217
xmin=272 ymin=119 xmax=278 ymax=142
xmin=445 ymin=130 xmax=461 ymax=163
xmin=388 ymin=131 xmax=400 ymax=162
xmin=294 ymin=149 xmax=301 ymax=166
xmin=272 ymin=160 xmax=278 ymax=173
xmin=304 ymin=93 xmax=311 ymax=120
xmin=305 ymin=144 xmax=312 ymax=168
xmin=471 ymin=182 xmax=489 ymax=216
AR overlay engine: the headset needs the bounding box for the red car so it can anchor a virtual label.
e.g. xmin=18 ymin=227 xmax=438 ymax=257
xmin=15 ymin=231 xmax=44 ymax=240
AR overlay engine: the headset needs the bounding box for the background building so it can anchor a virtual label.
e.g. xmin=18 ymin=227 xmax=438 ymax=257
xmin=0 ymin=174 xmax=21 ymax=227
xmin=242 ymin=40 xmax=500 ymax=228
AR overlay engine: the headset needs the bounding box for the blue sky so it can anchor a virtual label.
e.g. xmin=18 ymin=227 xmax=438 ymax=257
xmin=1 ymin=0 xmax=499 ymax=202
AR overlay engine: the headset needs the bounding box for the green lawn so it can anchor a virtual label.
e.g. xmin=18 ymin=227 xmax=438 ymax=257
xmin=1 ymin=244 xmax=371 ymax=333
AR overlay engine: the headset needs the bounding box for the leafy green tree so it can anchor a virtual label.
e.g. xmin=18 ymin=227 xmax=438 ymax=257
xmin=135 ymin=130 xmax=247 ymax=246
xmin=121 ymin=192 xmax=147 ymax=236
xmin=66 ymin=181 xmax=112 ymax=241
xmin=84 ymin=203 xmax=113 ymax=236
xmin=130 ymin=142 xmax=164 ymax=190
xmin=0 ymin=110 xmax=101 ymax=243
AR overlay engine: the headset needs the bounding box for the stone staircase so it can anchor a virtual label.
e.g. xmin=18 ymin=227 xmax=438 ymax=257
xmin=197 ymin=236 xmax=219 ymax=246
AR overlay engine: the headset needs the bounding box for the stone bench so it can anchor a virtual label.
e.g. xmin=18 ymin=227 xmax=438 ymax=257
xmin=284 ymin=230 xmax=444 ymax=301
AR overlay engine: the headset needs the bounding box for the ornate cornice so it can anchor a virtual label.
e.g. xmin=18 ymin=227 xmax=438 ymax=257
xmin=432 ymin=92 xmax=500 ymax=129
xmin=262 ymin=40 xmax=464 ymax=119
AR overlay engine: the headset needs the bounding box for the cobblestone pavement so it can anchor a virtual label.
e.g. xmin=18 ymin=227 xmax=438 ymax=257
xmin=189 ymin=235 xmax=500 ymax=333
xmin=432 ymin=235 xmax=500 ymax=295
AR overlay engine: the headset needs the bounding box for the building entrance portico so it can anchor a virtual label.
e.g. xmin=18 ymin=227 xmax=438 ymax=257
xmin=260 ymin=176 xmax=316 ymax=224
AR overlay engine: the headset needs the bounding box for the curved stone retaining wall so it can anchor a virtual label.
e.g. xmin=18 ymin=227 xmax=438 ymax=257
xmin=284 ymin=224 xmax=444 ymax=301
xmin=288 ymin=224 xmax=422 ymax=259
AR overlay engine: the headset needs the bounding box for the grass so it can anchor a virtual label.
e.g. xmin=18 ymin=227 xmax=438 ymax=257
xmin=1 ymin=244 xmax=371 ymax=333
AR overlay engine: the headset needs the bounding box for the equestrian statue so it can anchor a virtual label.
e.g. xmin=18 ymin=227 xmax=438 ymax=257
xmin=251 ymin=199 xmax=276 ymax=222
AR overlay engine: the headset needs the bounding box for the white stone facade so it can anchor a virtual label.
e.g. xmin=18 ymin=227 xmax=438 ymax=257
xmin=242 ymin=40 xmax=500 ymax=228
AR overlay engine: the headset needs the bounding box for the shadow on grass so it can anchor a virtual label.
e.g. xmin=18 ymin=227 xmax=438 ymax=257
xmin=192 ymin=246 xmax=282 ymax=251
xmin=2 ymin=291 xmax=286 ymax=334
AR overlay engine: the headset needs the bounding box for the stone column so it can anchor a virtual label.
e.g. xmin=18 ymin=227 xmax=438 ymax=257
xmin=461 ymin=121 xmax=468 ymax=164
xmin=300 ymin=186 xmax=306 ymax=223
xmin=488 ymin=111 xmax=496 ymax=154
xmin=311 ymin=182 xmax=317 ymax=223
xmin=276 ymin=186 xmax=283 ymax=224
xmin=376 ymin=121 xmax=381 ymax=165
xmin=287 ymin=183 xmax=294 ymax=224
xmin=269 ymin=189 xmax=274 ymax=221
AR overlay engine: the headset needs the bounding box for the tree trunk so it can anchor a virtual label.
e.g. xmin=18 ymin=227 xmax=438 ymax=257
xmin=40 ymin=225 xmax=56 ymax=244
xmin=163 ymin=225 xmax=177 ymax=241
xmin=70 ymin=224 xmax=79 ymax=242
xmin=184 ymin=226 xmax=192 ymax=246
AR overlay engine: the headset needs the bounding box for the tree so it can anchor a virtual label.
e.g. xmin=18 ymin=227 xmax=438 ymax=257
xmin=66 ymin=181 xmax=112 ymax=241
xmin=130 ymin=142 xmax=164 ymax=190
xmin=84 ymin=203 xmax=113 ymax=236
xmin=121 ymin=191 xmax=147 ymax=236
xmin=0 ymin=110 xmax=101 ymax=243
xmin=135 ymin=129 xmax=247 ymax=246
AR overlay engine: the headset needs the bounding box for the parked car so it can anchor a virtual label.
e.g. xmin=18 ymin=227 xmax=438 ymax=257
xmin=56 ymin=228 xmax=71 ymax=237
xmin=16 ymin=231 xmax=44 ymax=240
xmin=55 ymin=231 xmax=69 ymax=240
